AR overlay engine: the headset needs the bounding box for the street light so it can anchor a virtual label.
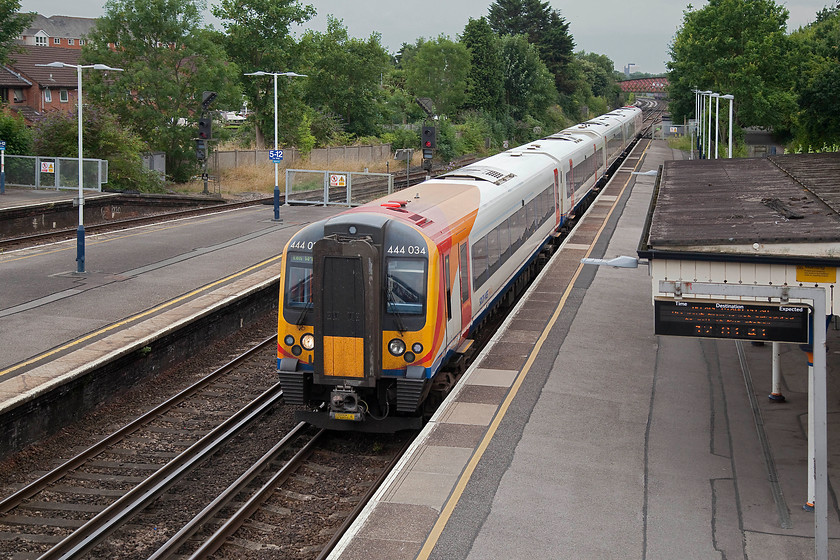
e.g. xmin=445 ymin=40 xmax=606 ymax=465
xmin=712 ymin=93 xmax=720 ymax=159
xmin=700 ymin=91 xmax=712 ymax=158
xmin=720 ymin=94 xmax=734 ymax=158
xmin=36 ymin=61 xmax=123 ymax=273
xmin=244 ymin=70 xmax=307 ymax=221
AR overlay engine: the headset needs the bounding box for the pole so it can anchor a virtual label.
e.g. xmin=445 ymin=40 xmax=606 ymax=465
xmin=699 ymin=94 xmax=705 ymax=158
xmin=770 ymin=342 xmax=785 ymax=401
xmin=273 ymin=73 xmax=280 ymax=221
xmin=728 ymin=96 xmax=733 ymax=158
xmin=714 ymin=95 xmax=720 ymax=159
xmin=707 ymin=93 xmax=713 ymax=161
xmin=76 ymin=64 xmax=85 ymax=274
xmin=1 ymin=148 xmax=5 ymax=195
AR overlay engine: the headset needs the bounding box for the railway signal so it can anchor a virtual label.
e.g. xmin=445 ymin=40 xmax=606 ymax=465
xmin=198 ymin=116 xmax=212 ymax=140
xmin=421 ymin=125 xmax=436 ymax=149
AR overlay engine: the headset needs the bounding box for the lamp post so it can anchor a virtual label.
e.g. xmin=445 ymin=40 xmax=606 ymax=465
xmin=244 ymin=71 xmax=307 ymax=221
xmin=36 ymin=61 xmax=123 ymax=273
xmin=700 ymin=91 xmax=712 ymax=158
xmin=706 ymin=91 xmax=713 ymax=160
xmin=721 ymin=94 xmax=734 ymax=158
xmin=712 ymin=93 xmax=720 ymax=159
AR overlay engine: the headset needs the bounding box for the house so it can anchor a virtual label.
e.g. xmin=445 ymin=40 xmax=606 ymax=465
xmin=19 ymin=14 xmax=97 ymax=50
xmin=1 ymin=46 xmax=81 ymax=123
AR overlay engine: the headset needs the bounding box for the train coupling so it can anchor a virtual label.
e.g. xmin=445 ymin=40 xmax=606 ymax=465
xmin=329 ymin=386 xmax=363 ymax=422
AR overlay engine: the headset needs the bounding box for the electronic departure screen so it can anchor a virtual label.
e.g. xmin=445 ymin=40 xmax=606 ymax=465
xmin=654 ymin=299 xmax=811 ymax=343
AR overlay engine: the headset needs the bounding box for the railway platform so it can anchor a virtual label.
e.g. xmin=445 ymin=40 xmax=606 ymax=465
xmin=0 ymin=197 xmax=344 ymax=455
xmin=329 ymin=140 xmax=840 ymax=559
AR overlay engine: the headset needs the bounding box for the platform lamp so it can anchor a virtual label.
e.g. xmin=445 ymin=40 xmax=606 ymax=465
xmin=712 ymin=93 xmax=720 ymax=159
xmin=36 ymin=61 xmax=124 ymax=273
xmin=720 ymin=94 xmax=734 ymax=158
xmin=700 ymin=91 xmax=712 ymax=158
xmin=244 ymin=71 xmax=307 ymax=221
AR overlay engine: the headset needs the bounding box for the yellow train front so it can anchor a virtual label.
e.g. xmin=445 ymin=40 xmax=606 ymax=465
xmin=277 ymin=212 xmax=446 ymax=432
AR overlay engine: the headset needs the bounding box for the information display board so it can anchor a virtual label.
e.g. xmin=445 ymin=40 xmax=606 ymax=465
xmin=654 ymin=299 xmax=810 ymax=343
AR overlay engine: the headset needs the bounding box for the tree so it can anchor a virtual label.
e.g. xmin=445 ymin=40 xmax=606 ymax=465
xmin=488 ymin=0 xmax=575 ymax=95
xmin=33 ymin=107 xmax=162 ymax=191
xmin=0 ymin=0 xmax=33 ymax=65
xmin=499 ymin=34 xmax=557 ymax=121
xmin=790 ymin=6 xmax=840 ymax=149
xmin=403 ymin=35 xmax=471 ymax=117
xmin=667 ymin=0 xmax=798 ymax=133
xmin=212 ymin=0 xmax=314 ymax=148
xmin=0 ymin=110 xmax=32 ymax=154
xmin=300 ymin=17 xmax=391 ymax=138
xmin=461 ymin=17 xmax=504 ymax=114
xmin=82 ymin=0 xmax=242 ymax=182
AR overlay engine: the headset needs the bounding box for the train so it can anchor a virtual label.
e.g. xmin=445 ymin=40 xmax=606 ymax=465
xmin=277 ymin=106 xmax=643 ymax=431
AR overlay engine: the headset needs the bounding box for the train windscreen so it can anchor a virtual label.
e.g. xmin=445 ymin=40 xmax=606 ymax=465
xmin=385 ymin=258 xmax=426 ymax=315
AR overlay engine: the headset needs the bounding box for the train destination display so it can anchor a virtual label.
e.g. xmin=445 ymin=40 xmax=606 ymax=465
xmin=654 ymin=299 xmax=810 ymax=343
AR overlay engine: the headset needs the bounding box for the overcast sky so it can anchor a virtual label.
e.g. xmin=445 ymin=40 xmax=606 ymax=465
xmin=21 ymin=0 xmax=833 ymax=73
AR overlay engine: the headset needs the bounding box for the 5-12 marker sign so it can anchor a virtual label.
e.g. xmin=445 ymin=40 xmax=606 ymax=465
xmin=269 ymin=149 xmax=283 ymax=162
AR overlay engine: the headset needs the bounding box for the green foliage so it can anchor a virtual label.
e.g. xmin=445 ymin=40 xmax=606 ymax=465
xmin=499 ymin=34 xmax=557 ymax=120
xmin=461 ymin=18 xmax=505 ymax=114
xmin=667 ymin=0 xmax=797 ymax=133
xmin=0 ymin=110 xmax=32 ymax=154
xmin=32 ymin=107 xmax=163 ymax=192
xmin=488 ymin=0 xmax=575 ymax=94
xmin=789 ymin=7 xmax=840 ymax=150
xmin=403 ymin=35 xmax=471 ymax=117
xmin=381 ymin=126 xmax=420 ymax=150
xmin=0 ymin=0 xmax=33 ymax=64
xmin=300 ymin=17 xmax=390 ymax=138
xmin=82 ymin=0 xmax=242 ymax=182
xmin=212 ymin=0 xmax=314 ymax=150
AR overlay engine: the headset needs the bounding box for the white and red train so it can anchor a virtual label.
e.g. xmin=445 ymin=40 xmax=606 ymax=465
xmin=277 ymin=106 xmax=642 ymax=431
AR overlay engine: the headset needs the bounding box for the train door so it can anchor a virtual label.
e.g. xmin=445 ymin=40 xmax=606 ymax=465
xmin=554 ymin=168 xmax=561 ymax=224
xmin=458 ymin=242 xmax=471 ymax=334
xmin=444 ymin=252 xmax=460 ymax=343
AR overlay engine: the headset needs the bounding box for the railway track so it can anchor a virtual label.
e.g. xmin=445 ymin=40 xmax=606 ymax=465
xmin=0 ymin=333 xmax=410 ymax=560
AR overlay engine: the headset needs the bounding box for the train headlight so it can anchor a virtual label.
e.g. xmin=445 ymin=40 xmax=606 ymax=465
xmin=388 ymin=338 xmax=406 ymax=356
xmin=301 ymin=333 xmax=315 ymax=351
xmin=284 ymin=335 xmax=295 ymax=347
xmin=404 ymin=352 xmax=416 ymax=363
xmin=411 ymin=342 xmax=423 ymax=354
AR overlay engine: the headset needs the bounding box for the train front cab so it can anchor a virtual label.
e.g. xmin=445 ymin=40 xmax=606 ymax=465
xmin=278 ymin=214 xmax=439 ymax=432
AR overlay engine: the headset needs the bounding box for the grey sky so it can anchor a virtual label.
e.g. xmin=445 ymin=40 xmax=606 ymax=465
xmin=21 ymin=0 xmax=833 ymax=73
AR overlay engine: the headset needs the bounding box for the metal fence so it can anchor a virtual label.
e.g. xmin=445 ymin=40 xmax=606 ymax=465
xmin=285 ymin=169 xmax=394 ymax=207
xmin=211 ymin=144 xmax=391 ymax=171
xmin=2 ymin=155 xmax=108 ymax=191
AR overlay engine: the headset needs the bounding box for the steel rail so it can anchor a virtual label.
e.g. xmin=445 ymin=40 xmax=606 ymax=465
xmin=146 ymin=421 xmax=315 ymax=559
xmin=0 ymin=335 xmax=277 ymax=515
xmin=185 ymin=426 xmax=326 ymax=559
xmin=37 ymin=381 xmax=286 ymax=560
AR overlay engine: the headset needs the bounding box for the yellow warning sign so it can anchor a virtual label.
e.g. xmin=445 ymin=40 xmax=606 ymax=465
xmin=796 ymin=266 xmax=837 ymax=283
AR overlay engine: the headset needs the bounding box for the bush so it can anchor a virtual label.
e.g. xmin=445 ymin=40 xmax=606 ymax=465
xmin=33 ymin=107 xmax=163 ymax=192
xmin=0 ymin=111 xmax=32 ymax=154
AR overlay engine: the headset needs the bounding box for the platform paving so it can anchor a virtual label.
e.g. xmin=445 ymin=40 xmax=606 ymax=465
xmin=330 ymin=140 xmax=840 ymax=560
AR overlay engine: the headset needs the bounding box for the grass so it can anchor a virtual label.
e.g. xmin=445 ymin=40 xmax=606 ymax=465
xmin=174 ymin=153 xmax=422 ymax=198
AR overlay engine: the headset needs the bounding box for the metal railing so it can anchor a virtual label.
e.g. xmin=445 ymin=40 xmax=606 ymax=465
xmin=285 ymin=169 xmax=394 ymax=207
xmin=2 ymin=154 xmax=108 ymax=191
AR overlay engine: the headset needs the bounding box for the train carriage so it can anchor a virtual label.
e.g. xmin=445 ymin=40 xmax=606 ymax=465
xmin=277 ymin=106 xmax=642 ymax=431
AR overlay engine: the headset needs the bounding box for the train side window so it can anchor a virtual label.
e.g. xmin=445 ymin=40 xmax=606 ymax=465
xmin=499 ymin=217 xmax=512 ymax=261
xmin=459 ymin=243 xmax=469 ymax=303
xmin=472 ymin=237 xmax=488 ymax=289
xmin=512 ymin=207 xmax=526 ymax=250
xmin=487 ymin=227 xmax=500 ymax=273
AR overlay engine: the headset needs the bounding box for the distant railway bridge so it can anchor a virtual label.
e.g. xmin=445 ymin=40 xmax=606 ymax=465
xmin=619 ymin=77 xmax=669 ymax=99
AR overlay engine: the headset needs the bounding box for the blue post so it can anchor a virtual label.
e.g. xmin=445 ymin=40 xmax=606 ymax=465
xmin=274 ymin=184 xmax=280 ymax=221
xmin=1 ymin=170 xmax=4 ymax=195
xmin=76 ymin=224 xmax=85 ymax=273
